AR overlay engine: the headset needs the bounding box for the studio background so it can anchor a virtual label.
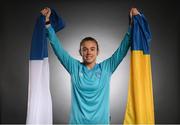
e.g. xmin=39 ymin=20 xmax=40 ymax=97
xmin=1 ymin=0 xmax=179 ymax=124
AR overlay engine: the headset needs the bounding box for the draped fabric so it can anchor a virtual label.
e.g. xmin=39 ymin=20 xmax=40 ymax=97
xmin=26 ymin=9 xmax=65 ymax=124
xmin=124 ymin=14 xmax=155 ymax=124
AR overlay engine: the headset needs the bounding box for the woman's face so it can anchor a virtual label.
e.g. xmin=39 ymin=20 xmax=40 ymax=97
xmin=80 ymin=40 xmax=99 ymax=64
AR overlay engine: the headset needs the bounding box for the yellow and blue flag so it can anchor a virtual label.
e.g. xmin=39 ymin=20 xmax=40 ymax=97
xmin=124 ymin=14 xmax=155 ymax=124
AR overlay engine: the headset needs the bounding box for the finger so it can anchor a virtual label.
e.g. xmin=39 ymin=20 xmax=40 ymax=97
xmin=41 ymin=10 xmax=46 ymax=15
xmin=132 ymin=8 xmax=140 ymax=16
xmin=47 ymin=8 xmax=51 ymax=14
xmin=47 ymin=8 xmax=51 ymax=17
xmin=49 ymin=8 xmax=51 ymax=13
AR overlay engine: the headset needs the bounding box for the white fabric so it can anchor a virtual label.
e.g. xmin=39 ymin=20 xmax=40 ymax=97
xmin=26 ymin=58 xmax=52 ymax=124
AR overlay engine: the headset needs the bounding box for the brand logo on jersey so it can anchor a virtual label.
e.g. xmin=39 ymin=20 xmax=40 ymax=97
xmin=95 ymin=71 xmax=101 ymax=78
xmin=79 ymin=72 xmax=83 ymax=77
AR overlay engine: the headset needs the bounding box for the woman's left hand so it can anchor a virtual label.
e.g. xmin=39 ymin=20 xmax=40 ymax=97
xmin=129 ymin=8 xmax=140 ymax=25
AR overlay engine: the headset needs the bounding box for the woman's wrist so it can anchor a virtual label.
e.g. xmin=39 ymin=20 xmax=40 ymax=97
xmin=45 ymin=17 xmax=50 ymax=22
xmin=45 ymin=18 xmax=50 ymax=25
xmin=45 ymin=21 xmax=50 ymax=25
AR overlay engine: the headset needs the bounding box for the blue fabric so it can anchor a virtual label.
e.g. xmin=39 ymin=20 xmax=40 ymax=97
xmin=30 ymin=8 xmax=65 ymax=60
xmin=46 ymin=25 xmax=131 ymax=124
xmin=131 ymin=14 xmax=152 ymax=54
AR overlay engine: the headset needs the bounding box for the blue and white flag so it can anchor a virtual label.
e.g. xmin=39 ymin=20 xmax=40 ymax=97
xmin=26 ymin=9 xmax=65 ymax=124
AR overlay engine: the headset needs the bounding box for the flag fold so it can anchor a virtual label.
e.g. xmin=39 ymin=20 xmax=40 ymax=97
xmin=124 ymin=13 xmax=155 ymax=124
xmin=26 ymin=8 xmax=65 ymax=124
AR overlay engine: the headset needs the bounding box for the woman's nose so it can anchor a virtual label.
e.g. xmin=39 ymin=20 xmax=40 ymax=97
xmin=87 ymin=50 xmax=90 ymax=53
xmin=87 ymin=50 xmax=93 ymax=54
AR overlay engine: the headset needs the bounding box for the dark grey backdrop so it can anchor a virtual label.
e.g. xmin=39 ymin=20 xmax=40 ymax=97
xmin=1 ymin=0 xmax=179 ymax=124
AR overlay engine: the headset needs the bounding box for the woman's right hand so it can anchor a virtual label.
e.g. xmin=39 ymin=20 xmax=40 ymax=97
xmin=40 ymin=7 xmax=51 ymax=22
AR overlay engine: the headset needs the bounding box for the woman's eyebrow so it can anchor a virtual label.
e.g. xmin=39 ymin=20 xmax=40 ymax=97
xmin=82 ymin=47 xmax=96 ymax=49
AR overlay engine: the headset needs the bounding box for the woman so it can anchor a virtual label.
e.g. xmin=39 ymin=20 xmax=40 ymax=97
xmin=41 ymin=7 xmax=140 ymax=124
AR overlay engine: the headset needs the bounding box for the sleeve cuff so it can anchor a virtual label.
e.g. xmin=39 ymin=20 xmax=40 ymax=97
xmin=46 ymin=24 xmax=51 ymax=28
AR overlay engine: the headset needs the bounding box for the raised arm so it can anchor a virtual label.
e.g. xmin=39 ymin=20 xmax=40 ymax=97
xmin=101 ymin=8 xmax=140 ymax=74
xmin=101 ymin=29 xmax=131 ymax=73
xmin=41 ymin=7 xmax=79 ymax=74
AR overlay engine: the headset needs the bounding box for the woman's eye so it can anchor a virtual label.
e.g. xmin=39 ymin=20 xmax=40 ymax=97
xmin=83 ymin=49 xmax=87 ymax=51
xmin=91 ymin=48 xmax=95 ymax=51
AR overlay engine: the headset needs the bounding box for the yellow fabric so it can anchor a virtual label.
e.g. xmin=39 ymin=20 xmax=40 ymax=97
xmin=124 ymin=51 xmax=154 ymax=124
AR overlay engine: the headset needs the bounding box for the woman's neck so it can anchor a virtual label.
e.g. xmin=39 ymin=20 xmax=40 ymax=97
xmin=84 ymin=62 xmax=96 ymax=70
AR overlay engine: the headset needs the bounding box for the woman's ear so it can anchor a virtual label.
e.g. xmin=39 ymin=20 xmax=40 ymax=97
xmin=97 ymin=50 xmax=99 ymax=56
xmin=79 ymin=49 xmax=82 ymax=56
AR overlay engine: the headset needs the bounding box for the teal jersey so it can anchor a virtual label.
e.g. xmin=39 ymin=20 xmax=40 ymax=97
xmin=46 ymin=25 xmax=131 ymax=124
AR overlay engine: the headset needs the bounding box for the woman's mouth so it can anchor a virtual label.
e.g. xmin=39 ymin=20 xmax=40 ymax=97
xmin=86 ymin=56 xmax=93 ymax=59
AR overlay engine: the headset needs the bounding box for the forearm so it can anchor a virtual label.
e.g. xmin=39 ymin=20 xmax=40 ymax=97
xmin=111 ymin=30 xmax=131 ymax=64
xmin=101 ymin=27 xmax=131 ymax=73
xmin=46 ymin=25 xmax=65 ymax=57
xmin=116 ymin=27 xmax=132 ymax=58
